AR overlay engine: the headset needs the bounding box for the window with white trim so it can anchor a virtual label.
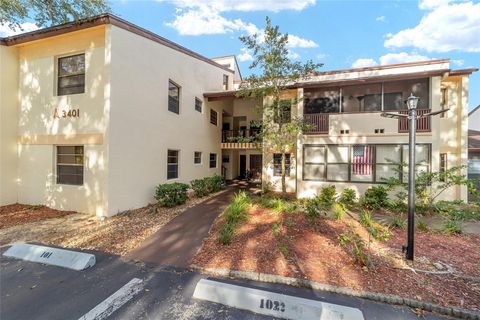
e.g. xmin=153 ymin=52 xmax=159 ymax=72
xmin=168 ymin=81 xmax=180 ymax=114
xmin=57 ymin=54 xmax=85 ymax=96
xmin=273 ymin=154 xmax=291 ymax=176
xmin=167 ymin=150 xmax=179 ymax=179
xmin=194 ymin=151 xmax=202 ymax=164
xmin=56 ymin=146 xmax=84 ymax=185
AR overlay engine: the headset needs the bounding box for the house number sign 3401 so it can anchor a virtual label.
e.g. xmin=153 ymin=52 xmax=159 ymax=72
xmin=54 ymin=108 xmax=80 ymax=119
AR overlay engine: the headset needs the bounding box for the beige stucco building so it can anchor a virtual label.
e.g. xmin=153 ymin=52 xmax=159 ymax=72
xmin=0 ymin=14 xmax=477 ymax=217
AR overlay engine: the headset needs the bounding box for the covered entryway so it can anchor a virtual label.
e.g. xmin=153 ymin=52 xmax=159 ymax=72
xmin=249 ymin=154 xmax=262 ymax=182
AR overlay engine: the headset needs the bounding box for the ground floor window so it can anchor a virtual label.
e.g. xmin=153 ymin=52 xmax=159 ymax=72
xmin=439 ymin=153 xmax=447 ymax=182
xmin=194 ymin=151 xmax=202 ymax=164
xmin=273 ymin=153 xmax=291 ymax=176
xmin=210 ymin=153 xmax=217 ymax=168
xmin=56 ymin=146 xmax=84 ymax=185
xmin=167 ymin=150 xmax=179 ymax=179
xmin=303 ymin=144 xmax=430 ymax=183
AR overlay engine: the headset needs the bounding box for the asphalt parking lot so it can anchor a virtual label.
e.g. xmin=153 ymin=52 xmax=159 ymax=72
xmin=0 ymin=244 xmax=456 ymax=320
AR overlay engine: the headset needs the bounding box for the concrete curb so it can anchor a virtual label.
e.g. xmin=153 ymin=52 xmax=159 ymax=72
xmin=190 ymin=265 xmax=480 ymax=320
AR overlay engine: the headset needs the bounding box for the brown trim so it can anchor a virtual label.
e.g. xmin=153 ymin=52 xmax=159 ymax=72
xmin=0 ymin=14 xmax=233 ymax=74
xmin=312 ymin=59 xmax=450 ymax=76
xmin=449 ymin=68 xmax=478 ymax=76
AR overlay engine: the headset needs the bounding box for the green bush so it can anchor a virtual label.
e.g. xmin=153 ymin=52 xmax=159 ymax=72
xmin=332 ymin=202 xmax=346 ymax=220
xmin=190 ymin=175 xmax=225 ymax=197
xmin=417 ymin=219 xmax=428 ymax=232
xmin=362 ymin=186 xmax=389 ymax=209
xmin=389 ymin=216 xmax=406 ymax=229
xmin=305 ymin=197 xmax=327 ymax=222
xmin=318 ymin=185 xmax=336 ymax=208
xmin=442 ymin=219 xmax=462 ymax=235
xmin=359 ymin=210 xmax=390 ymax=241
xmin=338 ymin=188 xmax=357 ymax=208
xmin=338 ymin=231 xmax=371 ymax=268
xmin=217 ymin=191 xmax=251 ymax=245
xmin=155 ymin=182 xmax=189 ymax=207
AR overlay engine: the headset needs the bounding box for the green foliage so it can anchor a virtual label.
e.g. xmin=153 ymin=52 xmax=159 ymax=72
xmin=190 ymin=175 xmax=225 ymax=197
xmin=442 ymin=219 xmax=463 ymax=235
xmin=217 ymin=191 xmax=251 ymax=245
xmin=362 ymin=186 xmax=389 ymax=209
xmin=236 ymin=16 xmax=322 ymax=194
xmin=332 ymin=202 xmax=346 ymax=220
xmin=1 ymin=0 xmax=110 ymax=30
xmin=433 ymin=200 xmax=480 ymax=221
xmin=417 ymin=219 xmax=428 ymax=232
xmin=155 ymin=182 xmax=189 ymax=207
xmin=389 ymin=216 xmax=406 ymax=229
xmin=359 ymin=210 xmax=390 ymax=241
xmin=318 ymin=185 xmax=336 ymax=209
xmin=305 ymin=197 xmax=327 ymax=222
xmin=255 ymin=195 xmax=298 ymax=214
xmin=338 ymin=231 xmax=371 ymax=268
xmin=338 ymin=188 xmax=357 ymax=208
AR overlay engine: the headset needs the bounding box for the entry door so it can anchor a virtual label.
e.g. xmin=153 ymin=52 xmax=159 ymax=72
xmin=239 ymin=155 xmax=247 ymax=179
xmin=249 ymin=154 xmax=263 ymax=181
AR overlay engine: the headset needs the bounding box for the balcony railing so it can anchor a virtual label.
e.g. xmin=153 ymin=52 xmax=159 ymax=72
xmin=398 ymin=109 xmax=431 ymax=133
xmin=304 ymin=113 xmax=329 ymax=134
xmin=221 ymin=129 xmax=261 ymax=143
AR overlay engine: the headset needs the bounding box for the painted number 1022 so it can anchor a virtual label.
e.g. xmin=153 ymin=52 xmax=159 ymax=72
xmin=259 ymin=299 xmax=285 ymax=312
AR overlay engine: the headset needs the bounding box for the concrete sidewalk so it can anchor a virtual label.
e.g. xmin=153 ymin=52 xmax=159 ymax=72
xmin=126 ymin=186 xmax=237 ymax=267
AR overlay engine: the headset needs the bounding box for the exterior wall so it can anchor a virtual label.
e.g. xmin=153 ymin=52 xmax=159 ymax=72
xmin=0 ymin=45 xmax=19 ymax=205
xmin=211 ymin=56 xmax=241 ymax=83
xmin=107 ymin=25 xmax=231 ymax=216
xmin=469 ymin=107 xmax=480 ymax=130
xmin=15 ymin=26 xmax=110 ymax=216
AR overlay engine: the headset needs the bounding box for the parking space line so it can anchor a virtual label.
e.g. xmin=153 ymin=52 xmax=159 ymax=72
xmin=78 ymin=278 xmax=144 ymax=320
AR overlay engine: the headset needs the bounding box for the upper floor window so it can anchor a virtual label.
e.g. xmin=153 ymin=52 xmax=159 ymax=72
xmin=57 ymin=54 xmax=85 ymax=96
xmin=56 ymin=146 xmax=84 ymax=185
xmin=195 ymin=97 xmax=202 ymax=113
xmin=210 ymin=109 xmax=218 ymax=125
xmin=168 ymin=80 xmax=180 ymax=114
xmin=440 ymin=87 xmax=447 ymax=118
xmin=274 ymin=100 xmax=291 ymax=124
xmin=223 ymin=74 xmax=229 ymax=90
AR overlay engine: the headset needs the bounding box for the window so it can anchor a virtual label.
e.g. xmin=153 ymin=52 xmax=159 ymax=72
xmin=440 ymin=87 xmax=447 ymax=118
xmin=440 ymin=153 xmax=447 ymax=182
xmin=168 ymin=80 xmax=180 ymax=114
xmin=57 ymin=54 xmax=85 ymax=96
xmin=304 ymin=88 xmax=340 ymax=114
xmin=167 ymin=150 xmax=179 ymax=179
xmin=210 ymin=109 xmax=218 ymax=125
xmin=222 ymin=155 xmax=230 ymax=163
xmin=303 ymin=145 xmax=326 ymax=180
xmin=195 ymin=97 xmax=202 ymax=113
xmin=302 ymin=144 xmax=431 ymax=183
xmin=194 ymin=151 xmax=202 ymax=164
xmin=209 ymin=153 xmax=217 ymax=168
xmin=273 ymin=154 xmax=291 ymax=176
xmin=223 ymin=74 xmax=229 ymax=90
xmin=56 ymin=146 xmax=84 ymax=185
xmin=342 ymin=83 xmax=382 ymax=112
xmin=274 ymin=100 xmax=291 ymax=123
xmin=327 ymin=146 xmax=349 ymax=181
xmin=384 ymin=78 xmax=429 ymax=110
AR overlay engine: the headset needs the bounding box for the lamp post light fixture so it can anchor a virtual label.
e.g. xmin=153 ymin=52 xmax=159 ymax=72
xmin=381 ymin=93 xmax=448 ymax=261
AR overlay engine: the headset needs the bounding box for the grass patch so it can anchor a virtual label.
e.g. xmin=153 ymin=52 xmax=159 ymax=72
xmin=217 ymin=191 xmax=251 ymax=245
xmin=359 ymin=210 xmax=391 ymax=241
xmin=442 ymin=219 xmax=463 ymax=235
xmin=417 ymin=219 xmax=428 ymax=232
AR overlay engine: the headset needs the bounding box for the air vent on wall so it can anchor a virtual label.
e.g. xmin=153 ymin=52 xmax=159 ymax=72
xmin=374 ymin=129 xmax=385 ymax=134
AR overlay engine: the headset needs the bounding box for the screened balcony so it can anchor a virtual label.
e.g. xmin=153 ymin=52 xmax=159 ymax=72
xmin=303 ymin=78 xmax=431 ymax=134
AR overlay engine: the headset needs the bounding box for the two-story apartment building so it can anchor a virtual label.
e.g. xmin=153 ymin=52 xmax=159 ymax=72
xmin=1 ymin=14 xmax=476 ymax=217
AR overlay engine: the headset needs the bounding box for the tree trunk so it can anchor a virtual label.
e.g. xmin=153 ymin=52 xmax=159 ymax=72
xmin=281 ymin=152 xmax=286 ymax=195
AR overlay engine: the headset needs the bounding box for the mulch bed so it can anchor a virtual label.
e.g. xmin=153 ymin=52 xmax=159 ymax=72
xmin=192 ymin=205 xmax=480 ymax=311
xmin=0 ymin=204 xmax=75 ymax=229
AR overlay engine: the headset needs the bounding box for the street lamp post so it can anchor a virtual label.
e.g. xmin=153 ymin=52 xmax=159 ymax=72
xmin=381 ymin=93 xmax=448 ymax=261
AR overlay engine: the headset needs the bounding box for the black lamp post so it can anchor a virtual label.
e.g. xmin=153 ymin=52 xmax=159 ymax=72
xmin=381 ymin=93 xmax=447 ymax=261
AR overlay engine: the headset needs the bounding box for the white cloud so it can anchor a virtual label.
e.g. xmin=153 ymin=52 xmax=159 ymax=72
xmin=379 ymin=52 xmax=430 ymax=65
xmin=0 ymin=22 xmax=38 ymax=37
xmin=376 ymin=15 xmax=386 ymax=22
xmin=385 ymin=1 xmax=480 ymax=52
xmin=238 ymin=47 xmax=253 ymax=62
xmin=287 ymin=34 xmax=318 ymax=48
xmin=167 ymin=0 xmax=316 ymax=12
xmin=452 ymin=59 xmax=465 ymax=67
xmin=287 ymin=50 xmax=300 ymax=60
xmin=351 ymin=58 xmax=378 ymax=68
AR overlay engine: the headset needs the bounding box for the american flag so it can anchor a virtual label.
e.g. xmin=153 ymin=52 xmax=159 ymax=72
xmin=352 ymin=146 xmax=373 ymax=175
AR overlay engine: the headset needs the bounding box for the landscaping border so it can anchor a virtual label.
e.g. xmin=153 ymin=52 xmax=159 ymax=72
xmin=190 ymin=264 xmax=480 ymax=320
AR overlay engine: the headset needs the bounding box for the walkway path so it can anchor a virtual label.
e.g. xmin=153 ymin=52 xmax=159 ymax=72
xmin=127 ymin=185 xmax=238 ymax=267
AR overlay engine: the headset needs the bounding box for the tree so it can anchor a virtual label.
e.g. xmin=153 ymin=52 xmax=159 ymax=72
xmin=236 ymin=16 xmax=322 ymax=194
xmin=0 ymin=0 xmax=110 ymax=31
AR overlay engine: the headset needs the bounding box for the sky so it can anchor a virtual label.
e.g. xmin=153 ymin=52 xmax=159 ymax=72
xmin=2 ymin=0 xmax=479 ymax=111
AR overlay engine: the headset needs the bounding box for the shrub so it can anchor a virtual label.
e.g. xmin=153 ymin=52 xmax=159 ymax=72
xmin=217 ymin=191 xmax=251 ymax=245
xmin=338 ymin=188 xmax=357 ymax=208
xmin=318 ymin=185 xmax=336 ymax=208
xmin=155 ymin=182 xmax=189 ymax=207
xmin=359 ymin=210 xmax=390 ymax=241
xmin=332 ymin=203 xmax=346 ymax=220
xmin=190 ymin=178 xmax=209 ymax=197
xmin=338 ymin=231 xmax=371 ymax=268
xmin=442 ymin=219 xmax=462 ymax=235
xmin=305 ymin=197 xmax=327 ymax=222
xmin=417 ymin=219 xmax=428 ymax=232
xmin=362 ymin=186 xmax=389 ymax=209
xmin=389 ymin=216 xmax=406 ymax=229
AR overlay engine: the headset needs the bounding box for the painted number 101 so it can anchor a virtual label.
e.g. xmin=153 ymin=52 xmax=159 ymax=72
xmin=259 ymin=298 xmax=285 ymax=312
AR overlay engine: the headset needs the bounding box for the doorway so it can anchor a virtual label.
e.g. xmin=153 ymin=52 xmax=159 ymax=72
xmin=249 ymin=154 xmax=262 ymax=181
xmin=239 ymin=155 xmax=247 ymax=179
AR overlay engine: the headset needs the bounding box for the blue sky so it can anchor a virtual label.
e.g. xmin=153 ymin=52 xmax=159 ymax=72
xmin=2 ymin=0 xmax=478 ymax=110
